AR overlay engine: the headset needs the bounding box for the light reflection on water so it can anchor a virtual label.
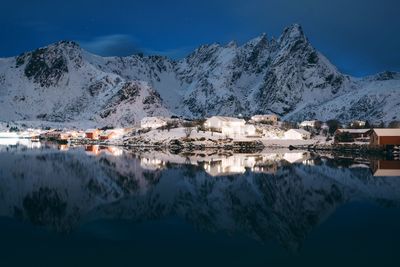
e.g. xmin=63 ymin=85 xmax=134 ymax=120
xmin=0 ymin=140 xmax=400 ymax=266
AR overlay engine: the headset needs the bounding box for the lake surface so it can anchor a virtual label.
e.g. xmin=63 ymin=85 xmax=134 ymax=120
xmin=0 ymin=140 xmax=400 ymax=267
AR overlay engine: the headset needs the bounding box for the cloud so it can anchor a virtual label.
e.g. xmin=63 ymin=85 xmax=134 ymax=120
xmin=78 ymin=34 xmax=141 ymax=57
xmin=79 ymin=34 xmax=193 ymax=59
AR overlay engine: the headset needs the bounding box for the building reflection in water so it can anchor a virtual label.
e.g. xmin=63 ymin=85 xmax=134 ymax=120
xmin=371 ymin=160 xmax=400 ymax=176
xmin=85 ymin=145 xmax=101 ymax=156
xmin=84 ymin=145 xmax=123 ymax=157
xmin=133 ymin=151 xmax=312 ymax=176
xmin=202 ymin=152 xmax=310 ymax=177
xmin=58 ymin=144 xmax=69 ymax=151
xmin=104 ymin=146 xmax=123 ymax=157
xmin=1 ymin=141 xmax=400 ymax=255
xmin=5 ymin=139 xmax=399 ymax=178
xmin=140 ymin=157 xmax=166 ymax=170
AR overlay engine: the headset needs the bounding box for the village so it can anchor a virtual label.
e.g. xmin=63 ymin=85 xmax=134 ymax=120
xmin=1 ymin=114 xmax=400 ymax=154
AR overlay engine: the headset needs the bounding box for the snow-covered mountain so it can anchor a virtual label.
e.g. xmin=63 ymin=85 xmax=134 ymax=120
xmin=0 ymin=41 xmax=170 ymax=127
xmin=0 ymin=24 xmax=399 ymax=126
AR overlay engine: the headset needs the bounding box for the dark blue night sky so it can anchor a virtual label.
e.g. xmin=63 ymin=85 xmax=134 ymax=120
xmin=1 ymin=0 xmax=399 ymax=76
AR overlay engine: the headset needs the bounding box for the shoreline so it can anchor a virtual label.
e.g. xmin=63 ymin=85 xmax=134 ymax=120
xmin=67 ymin=137 xmax=397 ymax=156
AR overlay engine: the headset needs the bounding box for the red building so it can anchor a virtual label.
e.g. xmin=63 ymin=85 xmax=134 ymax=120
xmin=85 ymin=129 xmax=100 ymax=140
xmin=370 ymin=129 xmax=400 ymax=147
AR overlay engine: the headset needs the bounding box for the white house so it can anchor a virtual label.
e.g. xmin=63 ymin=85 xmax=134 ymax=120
xmin=140 ymin=117 xmax=168 ymax=129
xmin=205 ymin=116 xmax=243 ymax=137
xmin=251 ymin=114 xmax=279 ymax=124
xmin=242 ymin=124 xmax=257 ymax=136
xmin=284 ymin=129 xmax=311 ymax=140
xmin=204 ymin=116 xmax=245 ymax=130
xmin=299 ymin=120 xmax=319 ymax=128
xmin=221 ymin=124 xmax=255 ymax=138
xmin=204 ymin=116 xmax=258 ymax=138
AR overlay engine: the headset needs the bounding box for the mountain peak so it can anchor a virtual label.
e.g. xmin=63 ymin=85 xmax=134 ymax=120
xmin=226 ymin=40 xmax=237 ymax=48
xmin=369 ymin=71 xmax=400 ymax=81
xmin=54 ymin=40 xmax=80 ymax=48
xmin=278 ymin=23 xmax=306 ymax=44
xmin=35 ymin=40 xmax=81 ymax=53
xmin=245 ymin=33 xmax=268 ymax=47
xmin=286 ymin=23 xmax=303 ymax=35
xmin=13 ymin=40 xmax=84 ymax=88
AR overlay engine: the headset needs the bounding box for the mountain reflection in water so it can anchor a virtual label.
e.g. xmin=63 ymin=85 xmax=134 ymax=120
xmin=0 ymin=141 xmax=400 ymax=266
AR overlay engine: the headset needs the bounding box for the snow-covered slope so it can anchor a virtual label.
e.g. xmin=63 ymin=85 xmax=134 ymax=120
xmin=286 ymin=71 xmax=400 ymax=122
xmin=0 ymin=41 xmax=170 ymax=127
xmin=0 ymin=24 xmax=399 ymax=125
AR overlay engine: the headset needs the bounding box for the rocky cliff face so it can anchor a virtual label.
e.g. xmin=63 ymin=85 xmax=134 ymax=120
xmin=0 ymin=24 xmax=399 ymax=125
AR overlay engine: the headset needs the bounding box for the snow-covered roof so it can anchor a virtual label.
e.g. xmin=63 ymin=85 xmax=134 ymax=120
xmin=103 ymin=128 xmax=124 ymax=134
xmin=85 ymin=129 xmax=99 ymax=133
xmin=208 ymin=116 xmax=245 ymax=123
xmin=373 ymin=128 xmax=400 ymax=136
xmin=300 ymin=120 xmax=318 ymax=123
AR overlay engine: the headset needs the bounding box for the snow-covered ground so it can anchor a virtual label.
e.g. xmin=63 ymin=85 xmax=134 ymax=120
xmin=0 ymin=121 xmax=332 ymax=149
xmin=123 ymin=126 xmax=329 ymax=148
xmin=2 ymin=120 xmax=99 ymax=130
xmin=141 ymin=127 xmax=224 ymax=141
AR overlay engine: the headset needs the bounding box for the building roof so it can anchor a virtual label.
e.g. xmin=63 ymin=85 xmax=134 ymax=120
xmin=208 ymin=116 xmax=245 ymax=123
xmin=337 ymin=128 xmax=371 ymax=134
xmin=373 ymin=128 xmax=400 ymax=136
xmin=85 ymin=129 xmax=99 ymax=133
xmin=300 ymin=120 xmax=318 ymax=123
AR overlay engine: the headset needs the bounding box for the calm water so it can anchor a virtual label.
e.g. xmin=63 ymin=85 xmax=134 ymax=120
xmin=0 ymin=141 xmax=400 ymax=267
